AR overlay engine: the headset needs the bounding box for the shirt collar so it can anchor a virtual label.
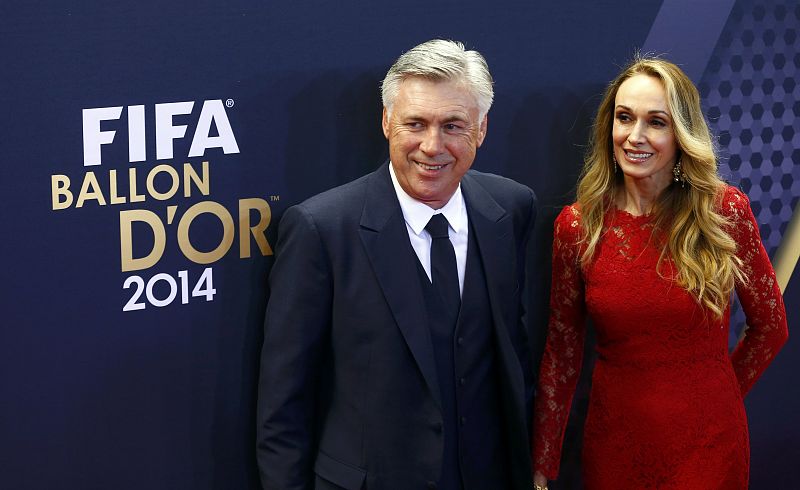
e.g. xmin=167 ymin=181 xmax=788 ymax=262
xmin=389 ymin=162 xmax=467 ymax=236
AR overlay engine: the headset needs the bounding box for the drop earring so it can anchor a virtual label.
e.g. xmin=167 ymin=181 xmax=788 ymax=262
xmin=672 ymin=159 xmax=687 ymax=188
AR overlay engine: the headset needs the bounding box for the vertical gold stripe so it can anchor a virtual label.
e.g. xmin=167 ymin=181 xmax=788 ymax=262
xmin=773 ymin=202 xmax=800 ymax=293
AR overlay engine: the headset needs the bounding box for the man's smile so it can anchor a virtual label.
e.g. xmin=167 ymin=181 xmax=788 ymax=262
xmin=414 ymin=160 xmax=450 ymax=171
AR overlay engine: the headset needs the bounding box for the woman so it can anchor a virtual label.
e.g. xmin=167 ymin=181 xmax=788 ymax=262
xmin=531 ymin=57 xmax=788 ymax=490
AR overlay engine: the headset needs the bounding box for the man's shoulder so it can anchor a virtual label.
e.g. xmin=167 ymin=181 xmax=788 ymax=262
xmin=281 ymin=166 xmax=385 ymax=232
xmin=464 ymin=169 xmax=536 ymax=206
xmin=299 ymin=171 xmax=373 ymax=212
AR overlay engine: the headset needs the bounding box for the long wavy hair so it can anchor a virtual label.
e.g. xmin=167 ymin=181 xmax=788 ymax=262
xmin=577 ymin=56 xmax=743 ymax=318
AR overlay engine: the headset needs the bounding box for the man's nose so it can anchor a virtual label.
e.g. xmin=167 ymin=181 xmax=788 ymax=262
xmin=420 ymin=128 xmax=445 ymax=155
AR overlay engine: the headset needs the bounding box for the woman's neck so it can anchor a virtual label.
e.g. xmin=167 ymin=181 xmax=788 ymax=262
xmin=617 ymin=175 xmax=671 ymax=215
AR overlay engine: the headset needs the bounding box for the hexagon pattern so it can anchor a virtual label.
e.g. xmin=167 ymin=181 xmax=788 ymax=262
xmin=698 ymin=0 xmax=799 ymax=333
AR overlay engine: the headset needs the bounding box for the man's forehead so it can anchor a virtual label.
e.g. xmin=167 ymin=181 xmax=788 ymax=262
xmin=397 ymin=76 xmax=468 ymax=93
xmin=395 ymin=78 xmax=479 ymax=112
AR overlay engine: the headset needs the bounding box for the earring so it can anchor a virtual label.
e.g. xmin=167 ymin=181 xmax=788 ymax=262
xmin=613 ymin=155 xmax=618 ymax=174
xmin=673 ymin=159 xmax=687 ymax=188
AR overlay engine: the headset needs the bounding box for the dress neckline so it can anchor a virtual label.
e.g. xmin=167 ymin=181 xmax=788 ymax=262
xmin=611 ymin=207 xmax=654 ymax=223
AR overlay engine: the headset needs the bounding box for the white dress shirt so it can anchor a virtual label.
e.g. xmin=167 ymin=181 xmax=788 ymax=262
xmin=389 ymin=163 xmax=468 ymax=295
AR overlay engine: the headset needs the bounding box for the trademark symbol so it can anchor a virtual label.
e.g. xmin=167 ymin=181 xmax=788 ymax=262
xmin=225 ymin=99 xmax=235 ymax=108
xmin=270 ymin=195 xmax=280 ymax=202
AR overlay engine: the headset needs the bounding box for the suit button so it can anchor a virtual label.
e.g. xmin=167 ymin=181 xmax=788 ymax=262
xmin=460 ymin=416 xmax=467 ymax=425
xmin=457 ymin=337 xmax=464 ymax=346
xmin=459 ymin=377 xmax=466 ymax=386
xmin=427 ymin=481 xmax=437 ymax=489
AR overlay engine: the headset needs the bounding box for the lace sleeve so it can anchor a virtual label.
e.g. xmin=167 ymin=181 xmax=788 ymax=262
xmin=723 ymin=186 xmax=789 ymax=396
xmin=532 ymin=205 xmax=587 ymax=480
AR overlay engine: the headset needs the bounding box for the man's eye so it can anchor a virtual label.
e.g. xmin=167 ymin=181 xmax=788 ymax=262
xmin=444 ymin=123 xmax=461 ymax=130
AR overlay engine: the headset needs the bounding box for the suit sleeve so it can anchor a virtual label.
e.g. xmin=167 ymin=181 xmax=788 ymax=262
xmin=517 ymin=188 xmax=539 ymax=411
xmin=256 ymin=204 xmax=333 ymax=490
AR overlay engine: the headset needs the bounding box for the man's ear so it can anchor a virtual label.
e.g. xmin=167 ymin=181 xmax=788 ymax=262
xmin=476 ymin=114 xmax=488 ymax=147
xmin=382 ymin=107 xmax=390 ymax=139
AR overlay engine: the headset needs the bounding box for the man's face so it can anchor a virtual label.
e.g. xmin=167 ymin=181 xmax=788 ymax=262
xmin=383 ymin=77 xmax=487 ymax=209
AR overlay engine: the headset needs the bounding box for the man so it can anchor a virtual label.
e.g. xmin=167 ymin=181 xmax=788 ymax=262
xmin=257 ymin=39 xmax=537 ymax=490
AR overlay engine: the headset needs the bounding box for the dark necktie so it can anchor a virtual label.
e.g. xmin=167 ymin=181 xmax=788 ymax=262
xmin=425 ymin=214 xmax=461 ymax=318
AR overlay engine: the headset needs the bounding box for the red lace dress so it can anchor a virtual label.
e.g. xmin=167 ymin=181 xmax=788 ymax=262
xmin=532 ymin=186 xmax=788 ymax=489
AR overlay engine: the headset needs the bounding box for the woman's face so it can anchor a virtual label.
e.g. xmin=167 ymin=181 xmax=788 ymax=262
xmin=612 ymin=74 xmax=679 ymax=189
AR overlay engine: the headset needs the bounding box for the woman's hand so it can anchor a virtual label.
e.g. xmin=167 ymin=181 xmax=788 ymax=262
xmin=533 ymin=470 xmax=548 ymax=489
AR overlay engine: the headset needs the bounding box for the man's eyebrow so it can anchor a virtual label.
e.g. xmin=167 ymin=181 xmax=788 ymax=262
xmin=400 ymin=113 xmax=470 ymax=123
xmin=441 ymin=115 xmax=468 ymax=123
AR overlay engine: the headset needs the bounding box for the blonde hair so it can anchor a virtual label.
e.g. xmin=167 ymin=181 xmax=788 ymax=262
xmin=577 ymin=56 xmax=743 ymax=318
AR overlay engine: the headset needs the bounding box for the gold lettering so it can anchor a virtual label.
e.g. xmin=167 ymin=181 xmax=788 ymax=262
xmin=76 ymin=171 xmax=107 ymax=208
xmin=129 ymin=167 xmax=145 ymax=203
xmin=120 ymin=209 xmax=166 ymax=272
xmin=177 ymin=201 xmax=234 ymax=264
xmin=146 ymin=164 xmax=180 ymax=201
xmin=109 ymin=169 xmax=127 ymax=205
xmin=184 ymin=161 xmax=210 ymax=197
xmin=239 ymin=198 xmax=273 ymax=258
xmin=51 ymin=175 xmax=73 ymax=210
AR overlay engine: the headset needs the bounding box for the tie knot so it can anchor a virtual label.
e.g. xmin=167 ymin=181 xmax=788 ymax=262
xmin=425 ymin=214 xmax=450 ymax=239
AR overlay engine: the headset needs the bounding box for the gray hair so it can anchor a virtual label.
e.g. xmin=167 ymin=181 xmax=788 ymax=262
xmin=381 ymin=39 xmax=494 ymax=119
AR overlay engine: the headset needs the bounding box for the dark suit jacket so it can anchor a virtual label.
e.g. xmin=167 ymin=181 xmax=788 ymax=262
xmin=257 ymin=163 xmax=537 ymax=490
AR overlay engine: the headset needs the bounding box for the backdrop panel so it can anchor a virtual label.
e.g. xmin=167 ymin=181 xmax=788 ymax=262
xmin=1 ymin=1 xmax=796 ymax=489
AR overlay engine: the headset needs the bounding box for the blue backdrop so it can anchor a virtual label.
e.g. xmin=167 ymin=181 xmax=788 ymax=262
xmin=1 ymin=1 xmax=797 ymax=488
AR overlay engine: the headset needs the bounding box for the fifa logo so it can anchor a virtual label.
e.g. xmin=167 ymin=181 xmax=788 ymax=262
xmin=82 ymin=99 xmax=239 ymax=166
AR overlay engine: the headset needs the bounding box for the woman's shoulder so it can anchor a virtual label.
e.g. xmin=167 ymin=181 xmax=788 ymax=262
xmin=556 ymin=203 xmax=581 ymax=223
xmin=554 ymin=203 xmax=583 ymax=240
xmin=717 ymin=184 xmax=752 ymax=221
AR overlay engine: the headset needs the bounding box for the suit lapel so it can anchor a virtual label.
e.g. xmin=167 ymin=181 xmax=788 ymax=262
xmin=358 ymin=163 xmax=442 ymax=410
xmin=461 ymin=173 xmax=525 ymax=409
